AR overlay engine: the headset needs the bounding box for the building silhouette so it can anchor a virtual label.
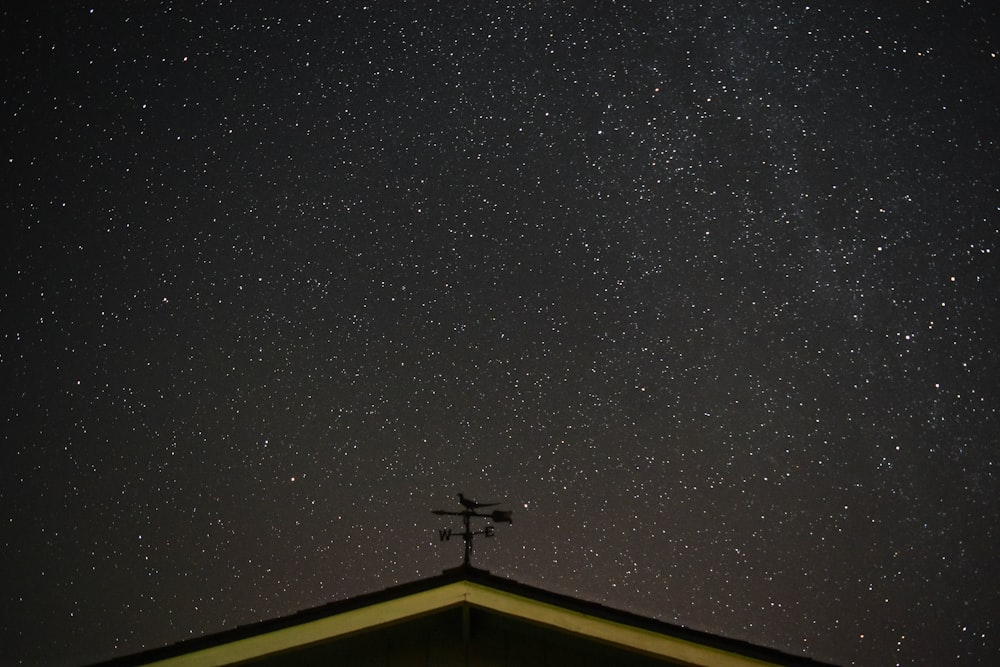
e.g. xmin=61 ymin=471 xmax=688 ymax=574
xmin=92 ymin=565 xmax=836 ymax=666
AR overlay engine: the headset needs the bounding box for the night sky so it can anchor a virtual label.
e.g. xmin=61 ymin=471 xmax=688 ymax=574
xmin=3 ymin=3 xmax=998 ymax=666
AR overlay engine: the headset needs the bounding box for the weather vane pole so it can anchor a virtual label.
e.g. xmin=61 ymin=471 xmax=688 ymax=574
xmin=432 ymin=493 xmax=513 ymax=566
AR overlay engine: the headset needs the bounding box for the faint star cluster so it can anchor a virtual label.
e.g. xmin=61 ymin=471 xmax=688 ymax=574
xmin=2 ymin=3 xmax=997 ymax=666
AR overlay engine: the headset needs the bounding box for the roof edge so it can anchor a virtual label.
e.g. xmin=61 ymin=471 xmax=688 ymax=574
xmin=88 ymin=566 xmax=838 ymax=667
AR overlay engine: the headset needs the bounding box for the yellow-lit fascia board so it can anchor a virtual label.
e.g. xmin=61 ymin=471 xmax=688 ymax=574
xmin=138 ymin=581 xmax=779 ymax=667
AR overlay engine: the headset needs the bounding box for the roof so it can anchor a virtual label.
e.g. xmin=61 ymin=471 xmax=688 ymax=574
xmin=91 ymin=565 xmax=837 ymax=667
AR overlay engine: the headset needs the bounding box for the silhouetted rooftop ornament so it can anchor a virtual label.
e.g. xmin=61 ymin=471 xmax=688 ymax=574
xmin=432 ymin=493 xmax=513 ymax=566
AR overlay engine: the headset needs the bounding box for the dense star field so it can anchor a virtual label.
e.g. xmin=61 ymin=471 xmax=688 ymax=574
xmin=2 ymin=3 xmax=998 ymax=666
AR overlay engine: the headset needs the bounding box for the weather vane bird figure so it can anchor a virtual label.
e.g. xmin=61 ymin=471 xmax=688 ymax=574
xmin=432 ymin=493 xmax=514 ymax=567
xmin=457 ymin=492 xmax=500 ymax=509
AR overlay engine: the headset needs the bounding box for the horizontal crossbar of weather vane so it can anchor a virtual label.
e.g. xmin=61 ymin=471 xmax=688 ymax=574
xmin=432 ymin=508 xmax=513 ymax=523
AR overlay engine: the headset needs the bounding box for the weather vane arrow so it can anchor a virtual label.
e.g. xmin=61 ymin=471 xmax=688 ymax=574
xmin=432 ymin=493 xmax=513 ymax=566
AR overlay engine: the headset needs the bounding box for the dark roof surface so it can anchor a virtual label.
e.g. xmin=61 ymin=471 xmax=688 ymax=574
xmin=90 ymin=565 xmax=838 ymax=667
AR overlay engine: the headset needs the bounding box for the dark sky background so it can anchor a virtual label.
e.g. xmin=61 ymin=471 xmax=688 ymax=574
xmin=2 ymin=3 xmax=998 ymax=666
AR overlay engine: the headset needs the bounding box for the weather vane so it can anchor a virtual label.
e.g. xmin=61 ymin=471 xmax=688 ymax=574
xmin=432 ymin=493 xmax=513 ymax=566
